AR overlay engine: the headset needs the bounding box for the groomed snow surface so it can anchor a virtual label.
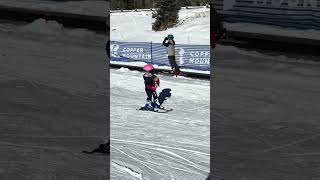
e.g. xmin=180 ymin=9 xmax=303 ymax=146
xmin=110 ymin=61 xmax=210 ymax=75
xmin=110 ymin=68 xmax=210 ymax=179
xmin=111 ymin=7 xmax=210 ymax=45
xmin=0 ymin=18 xmax=108 ymax=180
xmin=213 ymin=44 xmax=320 ymax=179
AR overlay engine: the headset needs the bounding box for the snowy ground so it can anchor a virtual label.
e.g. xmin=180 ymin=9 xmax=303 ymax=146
xmin=110 ymin=6 xmax=210 ymax=179
xmin=110 ymin=68 xmax=210 ymax=179
xmin=0 ymin=19 xmax=109 ymax=179
xmin=110 ymin=61 xmax=210 ymax=75
xmin=212 ymin=45 xmax=320 ymax=179
xmin=110 ymin=7 xmax=210 ymax=45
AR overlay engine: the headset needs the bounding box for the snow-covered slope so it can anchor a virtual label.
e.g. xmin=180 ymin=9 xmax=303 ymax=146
xmin=110 ymin=68 xmax=210 ymax=179
xmin=111 ymin=7 xmax=210 ymax=45
xmin=0 ymin=18 xmax=108 ymax=180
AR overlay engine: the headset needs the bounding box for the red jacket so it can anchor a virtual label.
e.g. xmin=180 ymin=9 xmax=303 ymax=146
xmin=144 ymin=73 xmax=160 ymax=91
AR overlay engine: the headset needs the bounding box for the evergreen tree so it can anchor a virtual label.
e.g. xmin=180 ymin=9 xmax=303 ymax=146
xmin=152 ymin=0 xmax=180 ymax=31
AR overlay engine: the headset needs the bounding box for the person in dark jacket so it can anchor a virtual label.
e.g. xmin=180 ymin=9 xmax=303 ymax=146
xmin=163 ymin=34 xmax=180 ymax=75
xmin=106 ymin=40 xmax=110 ymax=59
xmin=211 ymin=5 xmax=226 ymax=49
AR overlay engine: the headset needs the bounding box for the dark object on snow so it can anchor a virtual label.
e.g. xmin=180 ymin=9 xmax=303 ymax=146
xmin=139 ymin=88 xmax=172 ymax=112
xmin=211 ymin=5 xmax=227 ymax=49
xmin=158 ymin=88 xmax=171 ymax=105
xmin=138 ymin=106 xmax=173 ymax=113
xmin=206 ymin=174 xmax=211 ymax=180
xmin=106 ymin=40 xmax=110 ymax=59
xmin=82 ymin=141 xmax=110 ymax=155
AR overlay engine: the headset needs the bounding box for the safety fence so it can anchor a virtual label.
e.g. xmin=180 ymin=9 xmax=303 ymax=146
xmin=110 ymin=41 xmax=210 ymax=71
xmin=214 ymin=0 xmax=320 ymax=30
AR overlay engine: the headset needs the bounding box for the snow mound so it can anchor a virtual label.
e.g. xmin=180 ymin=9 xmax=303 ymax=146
xmin=116 ymin=67 xmax=132 ymax=72
xmin=19 ymin=19 xmax=102 ymax=44
xmin=178 ymin=10 xmax=209 ymax=26
xmin=21 ymin=19 xmax=63 ymax=35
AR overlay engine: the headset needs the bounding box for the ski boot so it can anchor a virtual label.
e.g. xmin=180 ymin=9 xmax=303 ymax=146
xmin=170 ymin=67 xmax=176 ymax=74
xmin=141 ymin=100 xmax=154 ymax=111
xmin=153 ymin=99 xmax=164 ymax=110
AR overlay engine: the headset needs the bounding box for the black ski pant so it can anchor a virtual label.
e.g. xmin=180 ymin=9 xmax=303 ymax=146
xmin=146 ymin=89 xmax=157 ymax=102
xmin=168 ymin=56 xmax=180 ymax=72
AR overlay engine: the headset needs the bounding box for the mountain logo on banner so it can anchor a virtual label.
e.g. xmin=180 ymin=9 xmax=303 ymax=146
xmin=110 ymin=44 xmax=120 ymax=57
xmin=178 ymin=48 xmax=185 ymax=66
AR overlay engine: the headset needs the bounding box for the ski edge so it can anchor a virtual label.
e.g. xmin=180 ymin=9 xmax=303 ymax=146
xmin=137 ymin=107 xmax=173 ymax=113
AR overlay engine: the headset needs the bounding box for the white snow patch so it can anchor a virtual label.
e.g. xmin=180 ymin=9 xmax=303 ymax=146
xmin=21 ymin=19 xmax=63 ymax=35
xmin=112 ymin=160 xmax=144 ymax=180
xmin=111 ymin=7 xmax=209 ymax=45
xmin=116 ymin=67 xmax=132 ymax=72
xmin=110 ymin=61 xmax=210 ymax=75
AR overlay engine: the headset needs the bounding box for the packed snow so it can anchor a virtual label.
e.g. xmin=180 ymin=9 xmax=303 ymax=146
xmin=110 ymin=61 xmax=210 ymax=75
xmin=110 ymin=7 xmax=210 ymax=45
xmin=213 ymin=44 xmax=320 ymax=179
xmin=0 ymin=17 xmax=108 ymax=180
xmin=0 ymin=0 xmax=109 ymax=17
xmin=110 ymin=68 xmax=210 ymax=179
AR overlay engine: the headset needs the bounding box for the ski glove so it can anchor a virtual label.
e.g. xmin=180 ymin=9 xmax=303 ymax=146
xmin=155 ymin=78 xmax=160 ymax=86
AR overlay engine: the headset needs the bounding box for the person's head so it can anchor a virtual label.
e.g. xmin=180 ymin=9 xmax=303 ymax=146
xmin=167 ymin=34 xmax=174 ymax=40
xmin=143 ymin=64 xmax=155 ymax=74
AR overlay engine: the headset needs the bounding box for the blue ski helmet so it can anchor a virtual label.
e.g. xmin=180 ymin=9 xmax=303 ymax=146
xmin=167 ymin=34 xmax=174 ymax=40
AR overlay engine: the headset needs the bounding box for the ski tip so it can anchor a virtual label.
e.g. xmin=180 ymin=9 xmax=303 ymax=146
xmin=82 ymin=151 xmax=109 ymax=155
xmin=154 ymin=108 xmax=173 ymax=113
xmin=138 ymin=107 xmax=173 ymax=113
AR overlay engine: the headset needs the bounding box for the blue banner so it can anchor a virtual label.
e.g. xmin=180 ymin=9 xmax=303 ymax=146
xmin=214 ymin=0 xmax=320 ymax=30
xmin=110 ymin=41 xmax=210 ymax=71
xmin=110 ymin=41 xmax=152 ymax=63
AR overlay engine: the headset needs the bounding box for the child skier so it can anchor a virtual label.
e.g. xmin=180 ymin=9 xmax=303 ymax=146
xmin=141 ymin=64 xmax=162 ymax=110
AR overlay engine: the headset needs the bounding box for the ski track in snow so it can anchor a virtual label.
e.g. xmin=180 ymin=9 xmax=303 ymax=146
xmin=111 ymin=139 xmax=209 ymax=156
xmin=112 ymin=160 xmax=144 ymax=180
xmin=110 ymin=69 xmax=210 ymax=179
